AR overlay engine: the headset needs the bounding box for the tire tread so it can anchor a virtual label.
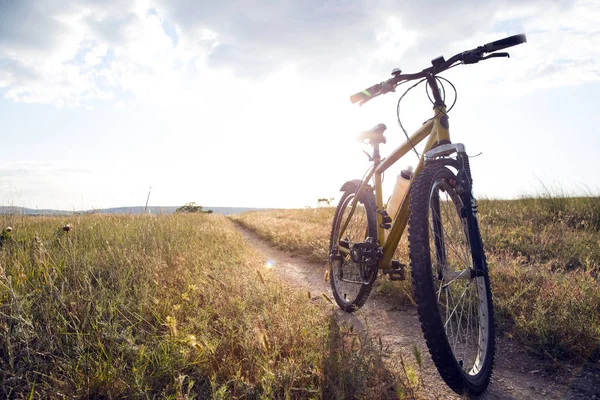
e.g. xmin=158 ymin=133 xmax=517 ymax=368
xmin=408 ymin=163 xmax=495 ymax=395
xmin=329 ymin=189 xmax=378 ymax=312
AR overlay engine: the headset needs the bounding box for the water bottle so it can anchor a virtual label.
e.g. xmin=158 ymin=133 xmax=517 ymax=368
xmin=386 ymin=166 xmax=414 ymax=220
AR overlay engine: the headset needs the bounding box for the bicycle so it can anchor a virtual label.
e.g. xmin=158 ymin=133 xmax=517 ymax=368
xmin=328 ymin=34 xmax=527 ymax=395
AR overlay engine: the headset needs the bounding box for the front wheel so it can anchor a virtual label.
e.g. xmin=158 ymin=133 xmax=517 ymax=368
xmin=408 ymin=163 xmax=495 ymax=396
xmin=329 ymin=188 xmax=378 ymax=312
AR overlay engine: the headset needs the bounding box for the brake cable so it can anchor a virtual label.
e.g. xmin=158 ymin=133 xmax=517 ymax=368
xmin=396 ymin=78 xmax=426 ymax=159
xmin=396 ymin=71 xmax=458 ymax=159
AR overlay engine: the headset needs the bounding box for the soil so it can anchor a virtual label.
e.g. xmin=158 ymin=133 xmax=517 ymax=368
xmin=234 ymin=223 xmax=600 ymax=399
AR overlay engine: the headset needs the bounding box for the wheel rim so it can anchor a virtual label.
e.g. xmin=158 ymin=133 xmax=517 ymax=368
xmin=332 ymin=193 xmax=372 ymax=306
xmin=428 ymin=178 xmax=489 ymax=376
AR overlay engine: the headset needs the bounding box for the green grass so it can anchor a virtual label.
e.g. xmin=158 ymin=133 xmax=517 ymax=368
xmin=0 ymin=214 xmax=402 ymax=399
xmin=232 ymin=196 xmax=600 ymax=361
xmin=480 ymin=196 xmax=600 ymax=358
xmin=480 ymin=196 xmax=600 ymax=273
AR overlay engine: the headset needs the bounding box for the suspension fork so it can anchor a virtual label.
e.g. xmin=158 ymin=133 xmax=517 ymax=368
xmin=430 ymin=190 xmax=447 ymax=279
xmin=456 ymin=154 xmax=487 ymax=276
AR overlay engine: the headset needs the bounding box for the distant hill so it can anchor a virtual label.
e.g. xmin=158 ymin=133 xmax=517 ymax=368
xmin=0 ymin=206 xmax=71 ymax=216
xmin=0 ymin=206 xmax=266 ymax=216
xmin=89 ymin=206 xmax=266 ymax=215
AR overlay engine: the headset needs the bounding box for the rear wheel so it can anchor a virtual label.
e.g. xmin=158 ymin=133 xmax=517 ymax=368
xmin=408 ymin=163 xmax=495 ymax=395
xmin=329 ymin=188 xmax=378 ymax=312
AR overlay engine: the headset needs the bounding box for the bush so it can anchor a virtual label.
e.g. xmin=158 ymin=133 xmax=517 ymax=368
xmin=175 ymin=202 xmax=213 ymax=213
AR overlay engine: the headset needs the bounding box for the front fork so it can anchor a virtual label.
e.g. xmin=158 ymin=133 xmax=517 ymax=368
xmin=455 ymin=154 xmax=487 ymax=277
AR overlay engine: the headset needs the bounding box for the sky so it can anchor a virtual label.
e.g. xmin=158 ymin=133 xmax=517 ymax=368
xmin=0 ymin=0 xmax=599 ymax=210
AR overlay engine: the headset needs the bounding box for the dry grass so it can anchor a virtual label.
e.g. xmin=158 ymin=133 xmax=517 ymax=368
xmin=230 ymin=208 xmax=333 ymax=263
xmin=480 ymin=196 xmax=600 ymax=359
xmin=231 ymin=209 xmax=416 ymax=308
xmin=231 ymin=196 xmax=600 ymax=361
xmin=0 ymin=213 xmax=405 ymax=399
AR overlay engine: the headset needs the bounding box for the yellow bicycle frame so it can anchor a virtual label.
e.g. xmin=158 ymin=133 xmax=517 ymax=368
xmin=337 ymin=105 xmax=450 ymax=270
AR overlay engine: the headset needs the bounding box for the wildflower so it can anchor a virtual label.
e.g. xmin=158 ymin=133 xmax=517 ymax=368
xmin=165 ymin=316 xmax=178 ymax=336
xmin=185 ymin=334 xmax=203 ymax=350
xmin=254 ymin=325 xmax=270 ymax=352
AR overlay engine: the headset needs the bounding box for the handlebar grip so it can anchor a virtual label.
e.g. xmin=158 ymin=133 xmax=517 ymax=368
xmin=349 ymin=83 xmax=382 ymax=104
xmin=484 ymin=34 xmax=527 ymax=53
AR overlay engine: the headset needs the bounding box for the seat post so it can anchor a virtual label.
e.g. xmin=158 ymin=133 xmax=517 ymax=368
xmin=372 ymin=143 xmax=381 ymax=164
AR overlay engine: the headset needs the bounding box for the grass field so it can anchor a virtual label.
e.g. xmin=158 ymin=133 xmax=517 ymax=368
xmin=0 ymin=214 xmax=409 ymax=399
xmin=232 ymin=196 xmax=600 ymax=361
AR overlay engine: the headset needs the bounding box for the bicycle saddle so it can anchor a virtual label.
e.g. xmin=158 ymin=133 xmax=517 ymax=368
xmin=358 ymin=123 xmax=387 ymax=145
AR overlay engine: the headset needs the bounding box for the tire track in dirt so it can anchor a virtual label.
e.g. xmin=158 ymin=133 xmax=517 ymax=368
xmin=234 ymin=223 xmax=600 ymax=399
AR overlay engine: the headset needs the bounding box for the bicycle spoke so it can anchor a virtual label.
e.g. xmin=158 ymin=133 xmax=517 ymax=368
xmin=331 ymin=193 xmax=372 ymax=307
xmin=453 ymin=282 xmax=468 ymax=352
xmin=442 ymin=199 xmax=471 ymax=265
xmin=429 ymin=205 xmax=470 ymax=269
xmin=426 ymin=178 xmax=488 ymax=375
xmin=443 ymin=274 xmax=471 ymax=329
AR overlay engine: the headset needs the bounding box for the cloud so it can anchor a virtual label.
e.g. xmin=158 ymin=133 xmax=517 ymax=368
xmin=0 ymin=161 xmax=158 ymax=210
xmin=155 ymin=0 xmax=571 ymax=75
xmin=0 ymin=162 xmax=91 ymax=179
xmin=0 ymin=0 xmax=597 ymax=107
xmin=0 ymin=1 xmax=70 ymax=53
xmin=0 ymin=162 xmax=91 ymax=207
xmin=0 ymin=0 xmax=163 ymax=106
xmin=157 ymin=0 xmax=379 ymax=75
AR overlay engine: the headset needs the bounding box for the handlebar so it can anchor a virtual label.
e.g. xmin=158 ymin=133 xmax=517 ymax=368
xmin=350 ymin=33 xmax=527 ymax=105
xmin=483 ymin=34 xmax=527 ymax=53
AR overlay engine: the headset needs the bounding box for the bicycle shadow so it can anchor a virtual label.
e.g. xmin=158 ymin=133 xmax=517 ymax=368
xmin=323 ymin=312 xmax=398 ymax=399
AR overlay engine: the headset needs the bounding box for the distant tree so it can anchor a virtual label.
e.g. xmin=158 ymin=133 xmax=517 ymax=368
xmin=176 ymin=202 xmax=213 ymax=214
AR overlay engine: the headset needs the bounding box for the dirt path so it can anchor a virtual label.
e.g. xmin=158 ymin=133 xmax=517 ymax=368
xmin=234 ymin=224 xmax=600 ymax=399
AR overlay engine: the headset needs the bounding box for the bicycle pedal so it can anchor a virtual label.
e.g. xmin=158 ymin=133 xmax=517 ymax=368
xmin=386 ymin=260 xmax=406 ymax=281
xmin=378 ymin=210 xmax=393 ymax=228
xmin=387 ymin=270 xmax=405 ymax=281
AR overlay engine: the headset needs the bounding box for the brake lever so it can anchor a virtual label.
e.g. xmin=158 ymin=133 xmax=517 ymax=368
xmin=481 ymin=52 xmax=510 ymax=60
xmin=380 ymin=80 xmax=396 ymax=94
xmin=463 ymin=52 xmax=482 ymax=64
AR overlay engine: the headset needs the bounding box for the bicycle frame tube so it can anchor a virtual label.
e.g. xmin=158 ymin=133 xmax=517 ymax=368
xmin=335 ymin=106 xmax=450 ymax=267
xmin=376 ymin=106 xmax=450 ymax=269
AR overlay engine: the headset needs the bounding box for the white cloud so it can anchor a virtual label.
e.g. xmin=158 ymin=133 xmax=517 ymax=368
xmin=0 ymin=71 xmax=11 ymax=88
xmin=0 ymin=0 xmax=596 ymax=210
xmin=84 ymin=43 xmax=109 ymax=66
xmin=0 ymin=0 xmax=173 ymax=106
xmin=0 ymin=0 xmax=597 ymax=108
